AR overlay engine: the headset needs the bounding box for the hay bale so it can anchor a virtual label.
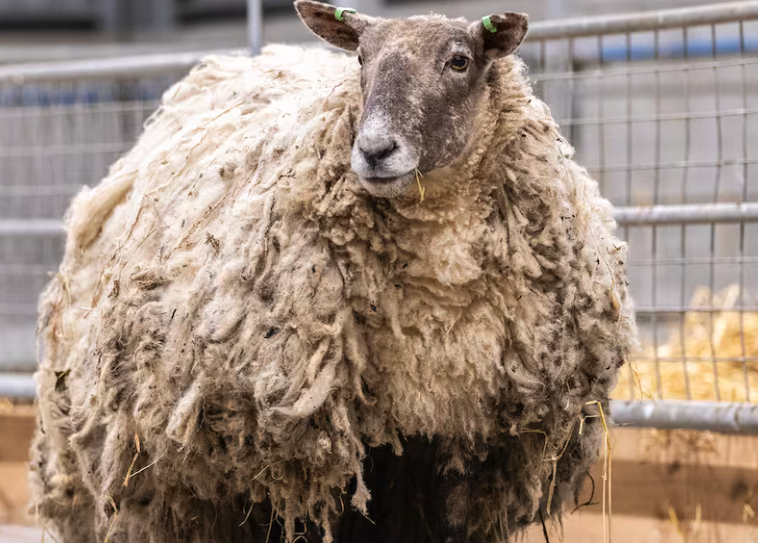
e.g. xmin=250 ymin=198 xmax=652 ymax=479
xmin=30 ymin=45 xmax=637 ymax=542
xmin=618 ymin=285 xmax=758 ymax=402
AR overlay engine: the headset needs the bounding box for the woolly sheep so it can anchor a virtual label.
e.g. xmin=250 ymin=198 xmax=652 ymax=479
xmin=30 ymin=2 xmax=638 ymax=542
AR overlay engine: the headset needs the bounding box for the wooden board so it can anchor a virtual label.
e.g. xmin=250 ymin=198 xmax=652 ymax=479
xmin=585 ymin=459 xmax=758 ymax=525
xmin=0 ymin=411 xmax=35 ymax=463
xmin=0 ymin=409 xmax=35 ymax=527
xmin=0 ymin=463 xmax=32 ymax=527
xmin=523 ymin=512 xmax=758 ymax=543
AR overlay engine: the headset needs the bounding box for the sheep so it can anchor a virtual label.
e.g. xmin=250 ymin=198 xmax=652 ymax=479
xmin=29 ymin=2 xmax=638 ymax=542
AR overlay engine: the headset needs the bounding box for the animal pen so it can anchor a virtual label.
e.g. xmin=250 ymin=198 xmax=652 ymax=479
xmin=1 ymin=0 xmax=758 ymax=538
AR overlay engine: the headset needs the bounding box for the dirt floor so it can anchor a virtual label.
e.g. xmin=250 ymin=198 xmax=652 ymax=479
xmin=3 ymin=405 xmax=758 ymax=543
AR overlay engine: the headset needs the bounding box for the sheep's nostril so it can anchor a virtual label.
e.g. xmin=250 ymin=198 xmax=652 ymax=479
xmin=360 ymin=140 xmax=398 ymax=168
xmin=380 ymin=141 xmax=398 ymax=159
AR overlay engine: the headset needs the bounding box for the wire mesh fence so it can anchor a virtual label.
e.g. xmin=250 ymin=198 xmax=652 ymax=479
xmin=2 ymin=3 xmax=758 ymax=429
xmin=0 ymin=53 xmax=211 ymax=377
xmin=521 ymin=1 xmax=758 ymax=406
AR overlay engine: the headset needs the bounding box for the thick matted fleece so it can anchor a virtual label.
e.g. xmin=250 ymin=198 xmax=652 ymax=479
xmin=30 ymin=45 xmax=637 ymax=542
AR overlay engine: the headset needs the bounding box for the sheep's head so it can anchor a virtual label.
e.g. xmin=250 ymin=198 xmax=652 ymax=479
xmin=295 ymin=1 xmax=528 ymax=198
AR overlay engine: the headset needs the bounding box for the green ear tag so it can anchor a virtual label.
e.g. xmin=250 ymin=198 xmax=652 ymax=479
xmin=483 ymin=15 xmax=498 ymax=33
xmin=335 ymin=7 xmax=357 ymax=22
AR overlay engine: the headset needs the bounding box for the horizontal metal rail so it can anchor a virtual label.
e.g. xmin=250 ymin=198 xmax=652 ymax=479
xmin=0 ymin=142 xmax=131 ymax=159
xmin=555 ymin=106 xmax=758 ymax=129
xmin=0 ymin=374 xmax=36 ymax=399
xmin=0 ymin=48 xmax=243 ymax=83
xmin=0 ymin=220 xmax=64 ymax=237
xmin=2 ymin=203 xmax=757 ymax=239
xmin=612 ymin=400 xmax=758 ymax=434
xmin=0 ymin=305 xmax=40 ymax=318
xmin=0 ymin=377 xmax=754 ymax=435
xmin=613 ymin=203 xmax=758 ymax=226
xmin=533 ymin=57 xmax=758 ymax=84
xmin=590 ymin=158 xmax=758 ymax=174
xmin=1 ymin=184 xmax=84 ymax=198
xmin=634 ymin=305 xmax=758 ymax=313
xmin=529 ymin=1 xmax=758 ymax=41
xmin=635 ymin=355 xmax=758 ymax=363
xmin=0 ymin=2 xmax=756 ymax=84
xmin=628 ymin=255 xmax=758 ymax=266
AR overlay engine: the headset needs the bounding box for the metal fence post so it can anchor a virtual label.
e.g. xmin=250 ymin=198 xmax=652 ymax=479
xmin=248 ymin=0 xmax=263 ymax=56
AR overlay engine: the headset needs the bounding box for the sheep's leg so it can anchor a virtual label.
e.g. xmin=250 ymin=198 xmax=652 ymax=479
xmin=438 ymin=474 xmax=471 ymax=543
xmin=435 ymin=464 xmax=473 ymax=543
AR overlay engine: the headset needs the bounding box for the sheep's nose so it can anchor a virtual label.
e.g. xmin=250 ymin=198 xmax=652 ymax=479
xmin=359 ymin=139 xmax=398 ymax=169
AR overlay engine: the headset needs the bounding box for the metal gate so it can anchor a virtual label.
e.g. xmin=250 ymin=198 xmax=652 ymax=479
xmin=2 ymin=2 xmax=758 ymax=433
xmin=520 ymin=1 xmax=758 ymax=432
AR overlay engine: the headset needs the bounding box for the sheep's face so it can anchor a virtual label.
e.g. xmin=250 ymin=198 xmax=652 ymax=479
xmin=296 ymin=1 xmax=528 ymax=199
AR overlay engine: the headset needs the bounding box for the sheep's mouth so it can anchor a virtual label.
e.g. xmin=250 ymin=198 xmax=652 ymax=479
xmin=357 ymin=171 xmax=416 ymax=198
xmin=360 ymin=171 xmax=415 ymax=185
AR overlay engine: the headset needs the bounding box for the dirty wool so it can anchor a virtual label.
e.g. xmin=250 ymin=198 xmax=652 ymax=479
xmin=31 ymin=44 xmax=637 ymax=542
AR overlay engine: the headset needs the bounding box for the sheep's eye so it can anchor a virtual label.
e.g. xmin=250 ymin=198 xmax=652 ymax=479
xmin=358 ymin=55 xmax=363 ymax=66
xmin=451 ymin=56 xmax=469 ymax=71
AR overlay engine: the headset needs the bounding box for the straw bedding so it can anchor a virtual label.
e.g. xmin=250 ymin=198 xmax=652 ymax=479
xmin=617 ymin=285 xmax=758 ymax=403
xmin=30 ymin=45 xmax=637 ymax=542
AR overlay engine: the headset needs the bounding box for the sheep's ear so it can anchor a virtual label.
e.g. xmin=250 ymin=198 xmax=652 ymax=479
xmin=295 ymin=1 xmax=377 ymax=52
xmin=469 ymin=13 xmax=528 ymax=63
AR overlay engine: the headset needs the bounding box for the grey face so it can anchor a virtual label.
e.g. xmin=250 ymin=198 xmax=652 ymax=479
xmin=295 ymin=1 xmax=528 ymax=199
xmin=350 ymin=20 xmax=480 ymax=198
